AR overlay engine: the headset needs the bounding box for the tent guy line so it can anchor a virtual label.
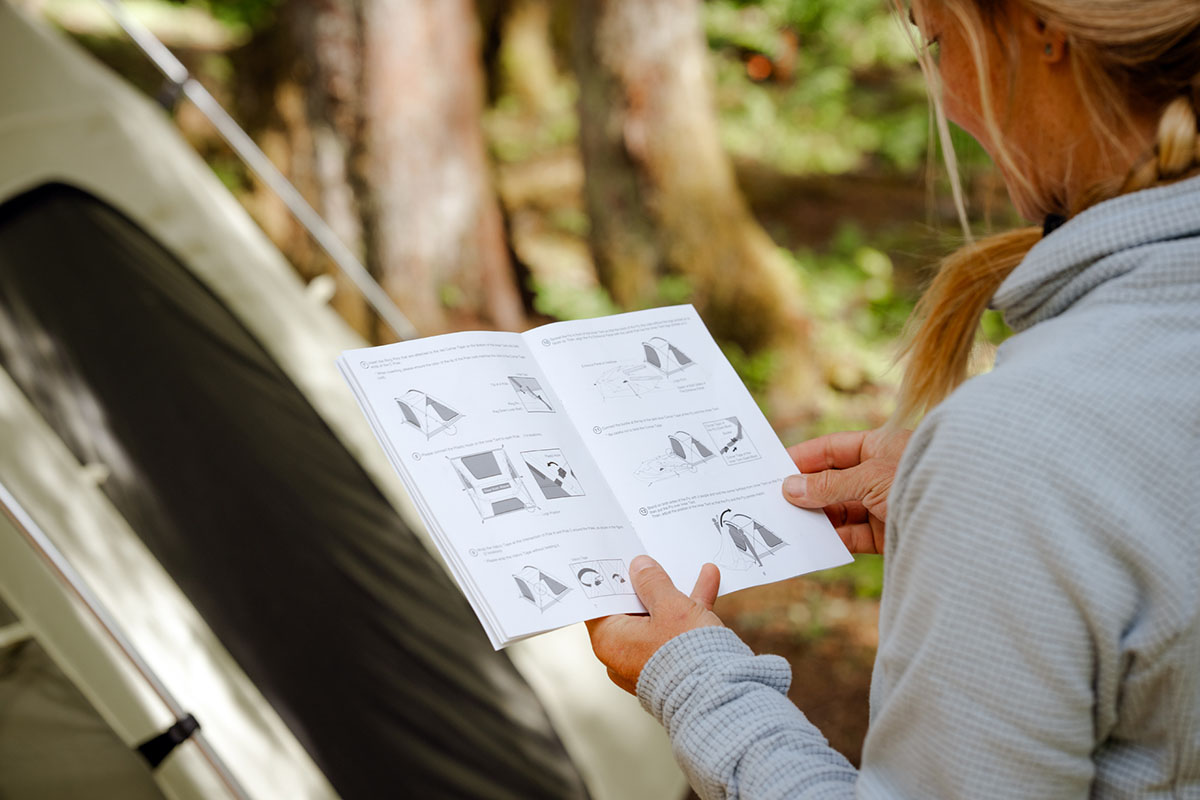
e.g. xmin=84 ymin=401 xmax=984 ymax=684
xmin=91 ymin=0 xmax=419 ymax=342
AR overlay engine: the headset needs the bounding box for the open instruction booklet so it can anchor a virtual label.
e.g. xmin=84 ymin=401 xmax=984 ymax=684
xmin=338 ymin=305 xmax=851 ymax=648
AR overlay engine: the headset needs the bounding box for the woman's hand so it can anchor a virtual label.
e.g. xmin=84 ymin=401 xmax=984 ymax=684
xmin=783 ymin=428 xmax=911 ymax=555
xmin=586 ymin=555 xmax=723 ymax=695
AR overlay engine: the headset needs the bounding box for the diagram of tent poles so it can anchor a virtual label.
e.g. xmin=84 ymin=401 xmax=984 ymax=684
xmin=508 ymin=376 xmax=554 ymax=413
xmin=521 ymin=448 xmax=585 ymax=500
xmin=634 ymin=430 xmax=718 ymax=484
xmin=449 ymin=448 xmax=538 ymax=520
xmin=702 ymin=416 xmax=761 ymax=465
xmin=571 ymin=559 xmax=634 ymax=599
xmin=594 ymin=336 xmax=700 ymax=400
xmin=513 ymin=566 xmax=571 ymax=611
xmin=642 ymin=336 xmax=695 ymax=376
xmin=712 ymin=509 xmax=787 ymax=569
xmin=396 ymin=389 xmax=463 ymax=439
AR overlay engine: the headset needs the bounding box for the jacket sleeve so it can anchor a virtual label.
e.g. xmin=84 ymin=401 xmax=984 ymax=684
xmin=637 ymin=388 xmax=1105 ymax=800
xmin=637 ymin=625 xmax=858 ymax=800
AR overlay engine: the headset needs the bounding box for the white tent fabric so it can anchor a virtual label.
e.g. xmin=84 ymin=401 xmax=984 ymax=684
xmin=0 ymin=4 xmax=683 ymax=799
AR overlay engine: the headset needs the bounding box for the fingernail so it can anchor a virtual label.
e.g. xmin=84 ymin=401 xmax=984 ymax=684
xmin=783 ymin=474 xmax=807 ymax=498
xmin=630 ymin=555 xmax=655 ymax=574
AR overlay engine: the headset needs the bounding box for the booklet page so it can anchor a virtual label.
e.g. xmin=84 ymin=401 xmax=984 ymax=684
xmin=528 ymin=306 xmax=852 ymax=595
xmin=338 ymin=331 xmax=646 ymax=647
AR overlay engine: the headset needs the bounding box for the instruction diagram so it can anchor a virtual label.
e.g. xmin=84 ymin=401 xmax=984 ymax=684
xmin=702 ymin=417 xmax=760 ymax=465
xmin=449 ymin=448 xmax=538 ymax=520
xmin=594 ymin=336 xmax=701 ymax=400
xmin=634 ymin=430 xmax=719 ymax=484
xmin=711 ymin=509 xmax=787 ymax=570
xmin=571 ymin=559 xmax=634 ymax=599
xmin=395 ymin=389 xmax=463 ymax=440
xmin=513 ymin=566 xmax=571 ymax=611
xmin=508 ymin=376 xmax=554 ymax=413
xmin=522 ymin=448 xmax=585 ymax=500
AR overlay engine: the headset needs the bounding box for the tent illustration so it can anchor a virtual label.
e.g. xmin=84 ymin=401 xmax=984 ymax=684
xmin=718 ymin=418 xmax=745 ymax=454
xmin=642 ymin=337 xmax=695 ymax=376
xmin=513 ymin=567 xmax=571 ymax=611
xmin=635 ymin=431 xmax=717 ymax=484
xmin=450 ymin=449 xmax=538 ymax=519
xmin=594 ymin=337 xmax=698 ymax=400
xmin=572 ymin=559 xmax=634 ymax=599
xmin=523 ymin=449 xmax=585 ymax=499
xmin=508 ymin=376 xmax=553 ymax=413
xmin=712 ymin=510 xmax=787 ymax=569
xmin=396 ymin=389 xmax=463 ymax=439
xmin=0 ymin=9 xmax=687 ymax=798
xmin=594 ymin=362 xmax=667 ymax=399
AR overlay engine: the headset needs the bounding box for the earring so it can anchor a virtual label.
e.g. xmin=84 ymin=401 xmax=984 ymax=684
xmin=1044 ymin=43 xmax=1054 ymax=56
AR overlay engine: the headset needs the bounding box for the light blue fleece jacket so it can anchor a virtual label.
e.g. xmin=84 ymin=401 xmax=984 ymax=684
xmin=636 ymin=175 xmax=1200 ymax=799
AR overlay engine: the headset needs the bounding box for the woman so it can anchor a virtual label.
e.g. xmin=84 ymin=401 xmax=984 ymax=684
xmin=587 ymin=0 xmax=1200 ymax=797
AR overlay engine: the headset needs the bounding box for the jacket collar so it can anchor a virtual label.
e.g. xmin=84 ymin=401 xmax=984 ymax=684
xmin=993 ymin=174 xmax=1200 ymax=332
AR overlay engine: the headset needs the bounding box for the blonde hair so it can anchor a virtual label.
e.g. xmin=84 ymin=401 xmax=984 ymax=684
xmin=892 ymin=0 xmax=1200 ymax=425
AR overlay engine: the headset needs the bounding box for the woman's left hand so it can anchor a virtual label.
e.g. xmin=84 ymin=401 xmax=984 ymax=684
xmin=586 ymin=555 xmax=723 ymax=695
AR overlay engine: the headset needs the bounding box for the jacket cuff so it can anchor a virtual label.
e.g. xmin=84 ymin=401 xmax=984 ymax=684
xmin=636 ymin=626 xmax=792 ymax=723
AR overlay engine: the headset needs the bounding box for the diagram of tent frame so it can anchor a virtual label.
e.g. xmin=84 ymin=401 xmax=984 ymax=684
xmin=642 ymin=337 xmax=695 ymax=376
xmin=450 ymin=448 xmax=538 ymax=520
xmin=594 ymin=337 xmax=698 ymax=400
xmin=513 ymin=566 xmax=571 ymax=611
xmin=594 ymin=363 xmax=667 ymax=399
xmin=396 ymin=390 xmax=463 ymax=439
xmin=508 ymin=376 xmax=554 ymax=413
xmin=634 ymin=431 xmax=718 ymax=484
xmin=712 ymin=509 xmax=787 ymax=569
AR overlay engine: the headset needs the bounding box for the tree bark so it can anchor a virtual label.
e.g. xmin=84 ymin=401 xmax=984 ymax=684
xmin=362 ymin=0 xmax=524 ymax=335
xmin=252 ymin=0 xmax=525 ymax=340
xmin=571 ymin=0 xmax=817 ymax=383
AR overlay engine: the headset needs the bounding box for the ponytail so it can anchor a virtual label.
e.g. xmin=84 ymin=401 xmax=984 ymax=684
xmin=891 ymin=226 xmax=1039 ymax=426
xmin=892 ymin=92 xmax=1200 ymax=427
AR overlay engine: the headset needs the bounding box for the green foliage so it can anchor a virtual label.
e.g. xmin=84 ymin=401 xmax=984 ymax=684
xmin=165 ymin=0 xmax=281 ymax=31
xmin=654 ymin=274 xmax=694 ymax=307
xmin=720 ymin=341 xmax=778 ymax=397
xmin=705 ymin=0 xmax=930 ymax=174
xmin=528 ymin=280 xmax=620 ymax=322
xmin=817 ymin=554 xmax=885 ymax=598
xmin=980 ymin=308 xmax=1013 ymax=345
xmin=791 ymin=223 xmax=910 ymax=375
xmin=485 ymin=82 xmax=579 ymax=165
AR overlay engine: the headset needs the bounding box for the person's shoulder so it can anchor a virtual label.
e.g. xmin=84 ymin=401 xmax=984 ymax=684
xmin=903 ymin=359 xmax=1071 ymax=478
xmin=890 ymin=357 xmax=1107 ymax=542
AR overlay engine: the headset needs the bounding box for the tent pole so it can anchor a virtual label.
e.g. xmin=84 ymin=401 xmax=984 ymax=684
xmin=90 ymin=0 xmax=419 ymax=342
xmin=0 ymin=479 xmax=253 ymax=800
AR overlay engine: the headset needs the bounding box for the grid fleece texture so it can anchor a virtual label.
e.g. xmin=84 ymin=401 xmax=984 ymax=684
xmin=637 ymin=175 xmax=1200 ymax=800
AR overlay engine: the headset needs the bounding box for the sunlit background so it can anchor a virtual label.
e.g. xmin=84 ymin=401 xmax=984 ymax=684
xmin=19 ymin=0 xmax=1021 ymax=766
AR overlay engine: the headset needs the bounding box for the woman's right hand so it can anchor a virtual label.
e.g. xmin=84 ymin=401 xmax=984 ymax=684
xmin=783 ymin=428 xmax=911 ymax=555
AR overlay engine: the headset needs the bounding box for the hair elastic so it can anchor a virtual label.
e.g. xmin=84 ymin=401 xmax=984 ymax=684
xmin=1042 ymin=213 xmax=1068 ymax=237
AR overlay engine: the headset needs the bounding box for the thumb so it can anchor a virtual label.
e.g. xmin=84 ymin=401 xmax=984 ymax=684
xmin=783 ymin=463 xmax=882 ymax=509
xmin=688 ymin=563 xmax=721 ymax=611
xmin=629 ymin=555 xmax=683 ymax=614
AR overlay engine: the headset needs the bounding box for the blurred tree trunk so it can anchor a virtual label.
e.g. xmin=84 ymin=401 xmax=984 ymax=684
xmin=571 ymin=0 xmax=819 ymax=404
xmin=263 ymin=0 xmax=524 ymax=339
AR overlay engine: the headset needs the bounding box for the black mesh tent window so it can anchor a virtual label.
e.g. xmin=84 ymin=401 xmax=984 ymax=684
xmin=0 ymin=184 xmax=586 ymax=799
